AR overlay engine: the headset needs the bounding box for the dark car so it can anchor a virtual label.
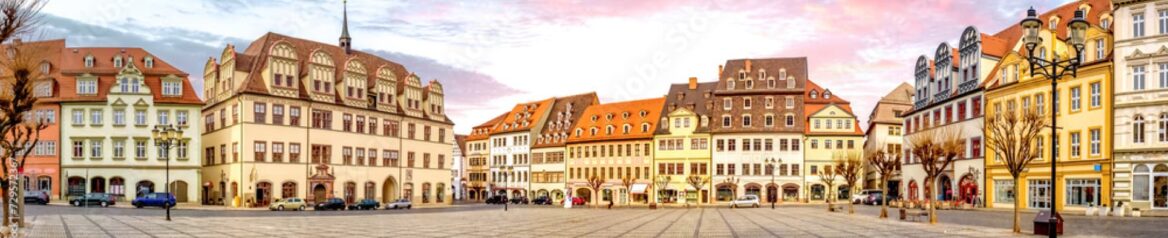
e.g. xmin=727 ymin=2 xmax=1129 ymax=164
xmin=509 ymin=196 xmax=529 ymax=204
xmin=531 ymin=196 xmax=552 ymax=205
xmin=132 ymin=193 xmax=176 ymax=208
xmin=347 ymin=198 xmax=380 ymax=210
xmin=315 ymin=198 xmax=347 ymax=210
xmin=23 ymin=190 xmax=49 ymax=205
xmin=70 ymin=193 xmax=115 ymax=207
xmin=485 ymin=195 xmax=508 ymax=204
xmin=865 ymin=192 xmax=887 ymax=205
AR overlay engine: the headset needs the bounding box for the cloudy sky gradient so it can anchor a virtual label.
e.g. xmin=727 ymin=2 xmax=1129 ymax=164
xmin=39 ymin=0 xmax=1073 ymax=133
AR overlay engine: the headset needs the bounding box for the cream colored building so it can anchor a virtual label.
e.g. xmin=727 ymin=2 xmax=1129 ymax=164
xmin=200 ymin=28 xmax=452 ymax=206
xmin=59 ymin=46 xmax=203 ymax=203
xmin=530 ymin=93 xmax=597 ymax=203
xmin=1113 ymin=0 xmax=1168 ymax=215
xmin=566 ymin=98 xmax=664 ymax=205
xmin=653 ymin=78 xmax=715 ymax=205
xmin=802 ymin=81 xmax=864 ymax=202
xmin=862 ymin=83 xmax=913 ymax=193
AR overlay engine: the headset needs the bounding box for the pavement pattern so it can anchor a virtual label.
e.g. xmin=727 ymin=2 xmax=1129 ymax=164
xmin=22 ymin=205 xmax=1019 ymax=238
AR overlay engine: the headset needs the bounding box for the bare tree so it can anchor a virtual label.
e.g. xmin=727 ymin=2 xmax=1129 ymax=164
xmin=686 ymin=174 xmax=708 ymax=206
xmin=908 ymin=127 xmax=964 ymax=224
xmin=985 ymin=108 xmax=1046 ymax=233
xmin=620 ymin=176 xmax=633 ymax=206
xmin=818 ymin=165 xmax=839 ymax=211
xmin=835 ymin=151 xmax=863 ymax=214
xmin=865 ymin=144 xmax=901 ymax=219
xmin=654 ymin=175 xmax=671 ymax=204
xmin=586 ymin=175 xmax=603 ymax=207
xmin=0 ymin=1 xmax=48 ymax=234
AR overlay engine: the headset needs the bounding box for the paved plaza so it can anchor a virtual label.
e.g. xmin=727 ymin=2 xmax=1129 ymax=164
xmin=21 ymin=204 xmax=1022 ymax=238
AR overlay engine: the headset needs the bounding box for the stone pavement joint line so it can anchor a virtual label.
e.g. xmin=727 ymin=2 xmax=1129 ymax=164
xmin=24 ymin=207 xmax=1017 ymax=238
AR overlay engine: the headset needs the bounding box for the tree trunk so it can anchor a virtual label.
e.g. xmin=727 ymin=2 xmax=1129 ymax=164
xmin=926 ymin=178 xmax=937 ymax=224
xmin=879 ymin=177 xmax=888 ymax=219
xmin=1013 ymin=179 xmax=1023 ymax=233
xmin=849 ymin=187 xmax=855 ymax=214
xmin=1 ymin=183 xmax=9 ymax=228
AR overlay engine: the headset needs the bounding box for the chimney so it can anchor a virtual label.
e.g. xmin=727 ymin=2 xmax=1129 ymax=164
xmin=745 ymin=59 xmax=752 ymax=72
xmin=718 ymin=65 xmax=723 ymax=78
xmin=688 ymin=77 xmax=698 ymax=89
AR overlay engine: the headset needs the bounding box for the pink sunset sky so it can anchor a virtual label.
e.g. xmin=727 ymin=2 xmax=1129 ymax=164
xmin=40 ymin=0 xmax=1075 ymax=133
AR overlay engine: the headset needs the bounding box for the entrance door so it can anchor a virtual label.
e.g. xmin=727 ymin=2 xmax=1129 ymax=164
xmin=1155 ymin=175 xmax=1167 ymax=208
xmin=313 ymin=184 xmax=327 ymax=204
xmin=256 ymin=182 xmax=272 ymax=206
xmin=172 ymin=181 xmax=189 ymax=203
xmin=939 ymin=175 xmax=953 ymax=201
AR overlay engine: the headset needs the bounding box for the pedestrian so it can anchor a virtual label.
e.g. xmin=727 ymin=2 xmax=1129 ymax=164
xmin=608 ymin=199 xmax=613 ymax=209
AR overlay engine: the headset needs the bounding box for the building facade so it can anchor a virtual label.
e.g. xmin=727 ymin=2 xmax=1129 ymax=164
xmin=452 ymin=134 xmax=466 ymax=200
xmin=653 ymin=78 xmax=715 ymax=204
xmin=58 ymin=44 xmax=203 ymax=203
xmin=566 ymin=98 xmax=664 ymax=205
xmin=488 ymin=99 xmax=552 ymax=198
xmin=802 ymin=81 xmax=864 ymax=202
xmin=862 ymin=82 xmax=913 ymax=194
xmin=1112 ymin=0 xmax=1168 ymax=214
xmin=984 ymin=0 xmax=1112 ymax=212
xmin=530 ymin=93 xmax=597 ymax=204
xmin=200 ymin=25 xmax=453 ymax=206
xmin=464 ymin=113 xmax=504 ymax=201
xmin=7 ymin=40 xmax=65 ymax=200
xmin=710 ymin=58 xmax=807 ymax=203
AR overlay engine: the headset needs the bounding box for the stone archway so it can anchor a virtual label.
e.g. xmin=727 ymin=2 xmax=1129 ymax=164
xmin=938 ymin=175 xmax=953 ymax=201
xmin=782 ymin=183 xmax=799 ymax=202
xmin=382 ymin=176 xmax=398 ymax=203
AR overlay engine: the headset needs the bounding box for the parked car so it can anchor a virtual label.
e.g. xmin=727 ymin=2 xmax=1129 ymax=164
xmin=131 ymin=192 xmax=176 ymax=208
xmin=865 ymin=192 xmax=887 ymax=205
xmin=560 ymin=197 xmax=585 ymax=206
xmin=269 ymin=197 xmax=307 ymax=211
xmin=509 ymin=196 xmax=529 ymax=204
xmin=485 ymin=195 xmax=507 ymax=204
xmin=853 ymin=190 xmax=881 ymax=204
xmin=70 ymin=193 xmax=115 ymax=207
xmin=385 ymin=199 xmax=412 ymax=209
xmin=348 ymin=199 xmax=380 ymax=210
xmin=23 ymin=190 xmax=49 ymax=205
xmin=314 ymin=198 xmax=347 ymax=211
xmin=531 ymin=196 xmax=552 ymax=205
xmin=730 ymin=195 xmax=760 ymax=208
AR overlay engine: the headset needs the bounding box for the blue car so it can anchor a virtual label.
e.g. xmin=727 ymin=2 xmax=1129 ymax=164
xmin=132 ymin=193 xmax=176 ymax=208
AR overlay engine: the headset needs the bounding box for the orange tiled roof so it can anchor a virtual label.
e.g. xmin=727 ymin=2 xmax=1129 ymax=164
xmin=981 ymin=33 xmax=1009 ymax=58
xmin=466 ymin=112 xmax=508 ymax=141
xmin=568 ymin=97 xmax=666 ymax=143
xmin=38 ymin=40 xmax=202 ymax=105
xmin=492 ymin=98 xmax=555 ymax=134
xmin=804 ymin=80 xmax=850 ymax=104
xmin=982 ymin=0 xmax=1111 ymax=89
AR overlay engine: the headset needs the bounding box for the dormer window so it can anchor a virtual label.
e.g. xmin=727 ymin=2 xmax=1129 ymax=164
xmin=144 ymin=56 xmax=154 ymax=68
xmin=810 ymin=90 xmax=818 ymax=99
xmin=162 ymin=79 xmax=183 ymax=96
xmin=640 ymin=110 xmax=648 ymax=117
xmin=786 ymin=77 xmax=795 ymax=89
xmin=738 ymin=71 xmax=746 ymax=80
xmin=1049 ymin=17 xmax=1059 ymax=30
xmin=39 ymin=62 xmax=49 ymax=74
xmin=641 ymin=123 xmax=650 ymax=132
xmin=824 ymin=91 xmax=832 ymax=99
xmin=622 ymin=124 xmax=631 ymax=134
xmin=605 ymin=126 xmax=613 ymax=135
xmin=77 ymin=78 xmax=98 ymax=95
xmin=727 ymin=80 xmax=735 ymax=90
xmin=84 ymin=55 xmax=94 ymax=68
xmin=114 ymin=56 xmax=123 ymax=68
xmin=758 ymin=71 xmax=767 ymax=79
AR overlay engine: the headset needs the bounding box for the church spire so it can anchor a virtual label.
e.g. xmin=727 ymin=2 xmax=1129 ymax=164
xmin=339 ymin=0 xmax=352 ymax=54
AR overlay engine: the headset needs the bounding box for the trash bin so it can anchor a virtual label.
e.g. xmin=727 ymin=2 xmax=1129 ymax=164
xmin=1033 ymin=211 xmax=1063 ymax=235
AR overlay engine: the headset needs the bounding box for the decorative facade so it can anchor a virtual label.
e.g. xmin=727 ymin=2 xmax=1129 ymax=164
xmin=1113 ymin=0 xmax=1168 ymax=215
xmin=5 ymin=40 xmax=65 ymax=200
xmin=530 ymin=93 xmax=598 ymax=204
xmin=802 ymin=81 xmax=864 ymax=202
xmin=653 ymin=78 xmax=715 ymax=204
xmin=464 ymin=113 xmax=504 ymax=201
xmin=565 ymin=97 xmax=664 ymax=205
xmin=488 ymin=98 xmax=553 ymax=198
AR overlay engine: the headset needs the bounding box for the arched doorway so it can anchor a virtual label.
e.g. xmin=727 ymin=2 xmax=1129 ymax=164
xmin=782 ymin=184 xmax=799 ymax=201
xmin=381 ymin=177 xmax=397 ymax=203
xmin=479 ymin=190 xmax=489 ymax=201
xmin=810 ymin=184 xmax=825 ymax=200
xmin=67 ymin=177 xmax=85 ymax=197
xmin=745 ymin=183 xmax=762 ymax=197
xmin=575 ymin=188 xmax=591 ymax=203
xmin=551 ymin=189 xmax=564 ymax=203
xmin=312 ymin=184 xmax=327 ymax=203
xmin=281 ymin=181 xmax=297 ymax=199
xmin=938 ymin=175 xmax=953 ymax=201
xmin=437 ymin=183 xmax=447 ymax=203
xmin=219 ymin=181 xmax=227 ymax=204
xmin=137 ymin=180 xmax=155 ymax=197
xmin=511 ymin=189 xmax=522 ymax=200
xmin=171 ymin=180 xmax=189 ymax=203
xmin=959 ymin=174 xmax=977 ymax=204
xmin=537 ymin=189 xmax=549 ymax=198
xmin=421 ymin=183 xmax=432 ymax=203
xmin=715 ymin=184 xmax=733 ymax=202
xmin=908 ymin=180 xmax=919 ymax=201
xmin=402 ymin=183 xmax=414 ymax=201
xmin=256 ymin=182 xmax=272 ymax=206
xmin=90 ymin=177 xmax=106 ymax=193
xmin=344 ymin=182 xmax=357 ymax=203
xmin=109 ymin=177 xmax=125 ymax=199
xmin=766 ymin=184 xmax=778 ymax=203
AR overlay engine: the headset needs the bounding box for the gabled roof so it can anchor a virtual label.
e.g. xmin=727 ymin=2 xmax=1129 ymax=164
xmin=568 ymin=97 xmax=665 ymax=143
xmin=455 ymin=134 xmax=468 ymax=155
xmin=38 ymin=39 xmax=202 ymax=105
xmin=492 ymin=98 xmax=555 ymax=134
xmin=981 ymin=0 xmax=1112 ymax=89
xmin=804 ymin=80 xmax=849 ymax=104
xmin=236 ymin=32 xmax=411 ymax=95
xmin=715 ymin=57 xmax=808 ymax=93
xmin=804 ymin=103 xmax=864 ymax=136
xmin=533 ymin=92 xmax=600 ymax=148
xmin=656 ymin=80 xmax=717 ymax=134
xmin=466 ymin=112 xmax=507 ymax=141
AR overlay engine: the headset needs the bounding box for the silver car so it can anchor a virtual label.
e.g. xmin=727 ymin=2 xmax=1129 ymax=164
xmin=730 ymin=195 xmax=760 ymax=208
xmin=385 ymin=199 xmax=412 ymax=209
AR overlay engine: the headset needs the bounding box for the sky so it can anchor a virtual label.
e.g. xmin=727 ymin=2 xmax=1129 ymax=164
xmin=37 ymin=0 xmax=1075 ymax=133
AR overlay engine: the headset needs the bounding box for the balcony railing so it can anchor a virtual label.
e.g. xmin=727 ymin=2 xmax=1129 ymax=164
xmin=933 ymin=90 xmax=952 ymax=102
xmin=958 ymin=80 xmax=979 ymax=94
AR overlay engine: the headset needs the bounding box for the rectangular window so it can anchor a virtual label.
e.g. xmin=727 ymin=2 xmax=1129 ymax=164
xmin=89 ymin=109 xmax=102 ymax=125
xmin=157 ymin=110 xmax=169 ymax=125
xmin=135 ymin=140 xmax=147 ymax=158
xmin=1160 ymin=10 xmax=1168 ymax=35
xmin=1090 ymin=129 xmax=1101 ymax=156
xmin=289 ymin=143 xmax=301 ymax=163
xmin=271 ymin=142 xmax=284 ymax=162
xmin=113 ymin=141 xmax=124 ymax=158
xmin=1135 ymin=13 xmax=1146 ymax=38
xmin=176 ymin=111 xmax=188 ymax=126
xmin=1036 ymin=94 xmax=1046 ymax=115
xmin=994 ymin=180 xmax=1015 ymax=203
xmin=1070 ymin=132 xmax=1081 ymax=158
xmin=1095 ymin=39 xmax=1105 ymax=61
xmin=1065 ymin=179 xmax=1100 ymax=207
xmin=1089 ymin=82 xmax=1101 ymax=108
xmin=1134 ymin=65 xmax=1147 ymax=90
xmin=89 ymin=140 xmax=102 ymax=158
xmin=135 ymin=110 xmax=146 ymax=126
xmin=1070 ymin=87 xmax=1081 ymax=111
xmin=254 ymin=141 xmax=267 ymax=162
xmin=971 ymin=96 xmax=982 ymax=117
xmin=254 ymin=103 xmax=267 ymax=124
xmin=1028 ymin=179 xmax=1051 ymax=209
xmin=289 ymin=107 xmax=301 ymax=126
xmin=272 ymin=104 xmax=284 ymax=125
xmin=72 ymin=110 xmax=83 ymax=126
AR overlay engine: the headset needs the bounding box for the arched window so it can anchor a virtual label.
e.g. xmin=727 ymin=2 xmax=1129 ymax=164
xmin=605 ymin=125 xmax=614 ymax=135
xmin=641 ymin=123 xmax=650 ymax=132
xmin=622 ymin=124 xmax=631 ymax=134
xmin=1133 ymin=164 xmax=1150 ymax=201
xmin=824 ymin=91 xmax=832 ymax=99
xmin=722 ymin=115 xmax=731 ymax=128
xmin=590 ymin=127 xmax=598 ymax=136
xmin=785 ymin=114 xmax=795 ymax=127
xmin=575 ymin=128 xmax=583 ymax=137
xmin=1134 ymin=115 xmax=1146 ymax=143
xmin=810 ymin=90 xmax=818 ymax=99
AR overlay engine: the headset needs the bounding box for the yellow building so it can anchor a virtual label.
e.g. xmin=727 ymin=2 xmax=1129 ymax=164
xmin=565 ymin=97 xmax=665 ymax=205
xmin=200 ymin=12 xmax=453 ymax=207
xmin=803 ymin=81 xmax=864 ymax=202
xmin=652 ymin=78 xmax=714 ymax=204
xmin=984 ymin=1 xmax=1112 ymax=212
xmin=464 ymin=113 xmax=505 ymax=201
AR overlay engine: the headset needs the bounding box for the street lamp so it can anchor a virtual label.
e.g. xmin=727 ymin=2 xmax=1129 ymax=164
xmin=765 ymin=158 xmax=782 ymax=209
xmin=1019 ymin=7 xmax=1087 ymax=237
xmin=503 ymin=165 xmax=512 ymax=211
xmin=151 ymin=125 xmax=183 ymax=221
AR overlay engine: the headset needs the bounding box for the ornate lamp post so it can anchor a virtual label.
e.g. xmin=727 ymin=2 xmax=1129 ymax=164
xmin=151 ymin=125 xmax=183 ymax=221
xmin=1019 ymin=7 xmax=1088 ymax=237
xmin=765 ymin=158 xmax=782 ymax=209
xmin=503 ymin=165 xmax=512 ymax=211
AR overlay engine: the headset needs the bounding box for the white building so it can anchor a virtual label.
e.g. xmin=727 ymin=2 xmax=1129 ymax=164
xmin=452 ymin=135 xmax=466 ymax=200
xmin=488 ymin=99 xmax=553 ymax=198
xmin=1113 ymin=0 xmax=1167 ymax=214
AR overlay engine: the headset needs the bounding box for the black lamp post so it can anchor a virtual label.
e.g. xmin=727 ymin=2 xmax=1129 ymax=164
xmin=151 ymin=125 xmax=183 ymax=221
xmin=504 ymin=165 xmax=512 ymax=211
xmin=1019 ymin=7 xmax=1088 ymax=238
xmin=766 ymin=158 xmax=782 ymax=209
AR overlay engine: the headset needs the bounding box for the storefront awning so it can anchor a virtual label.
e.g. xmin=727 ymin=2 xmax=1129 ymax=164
xmin=631 ymin=183 xmax=649 ymax=194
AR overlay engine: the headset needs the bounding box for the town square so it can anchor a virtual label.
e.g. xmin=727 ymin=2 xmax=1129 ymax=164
xmin=1 ymin=0 xmax=1168 ymax=237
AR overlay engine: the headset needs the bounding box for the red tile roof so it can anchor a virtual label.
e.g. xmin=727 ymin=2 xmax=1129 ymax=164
xmin=466 ymin=112 xmax=507 ymax=141
xmin=28 ymin=39 xmax=202 ymax=105
xmin=493 ymin=98 xmax=555 ymax=134
xmin=568 ymin=97 xmax=665 ymax=143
